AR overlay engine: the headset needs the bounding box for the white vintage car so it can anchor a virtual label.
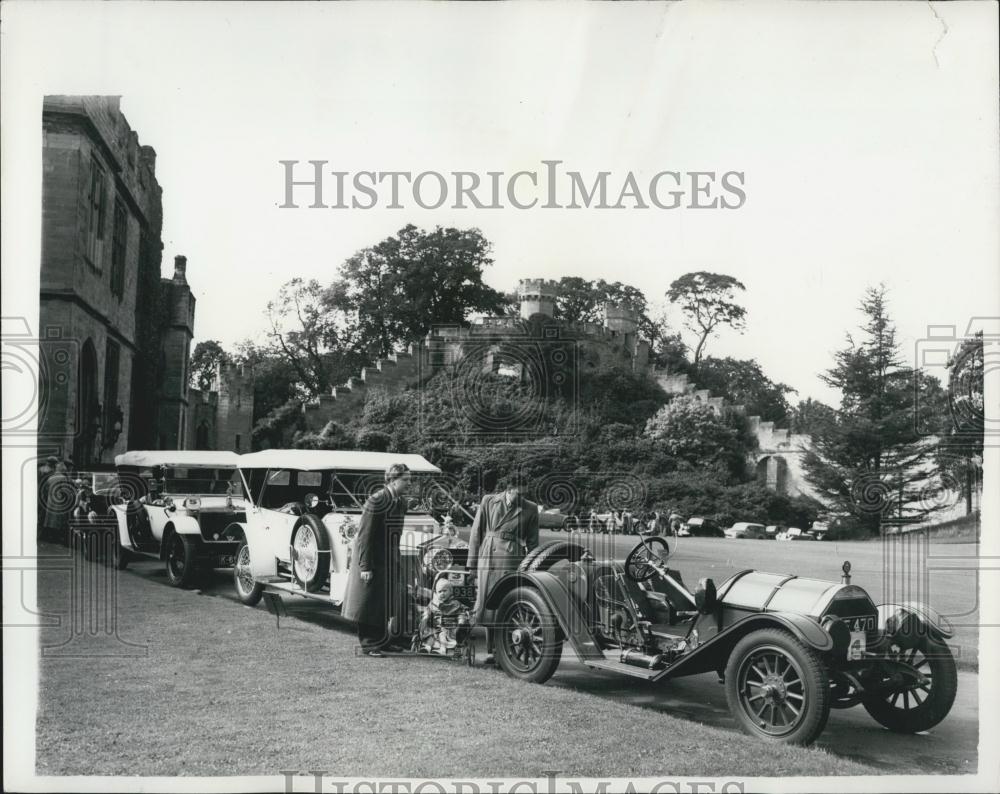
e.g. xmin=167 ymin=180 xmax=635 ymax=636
xmin=228 ymin=450 xmax=466 ymax=609
xmin=104 ymin=450 xmax=247 ymax=586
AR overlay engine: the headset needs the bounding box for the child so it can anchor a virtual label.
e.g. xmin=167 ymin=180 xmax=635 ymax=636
xmin=418 ymin=574 xmax=471 ymax=655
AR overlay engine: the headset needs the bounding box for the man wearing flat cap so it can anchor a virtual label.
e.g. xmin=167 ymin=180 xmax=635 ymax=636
xmin=467 ymin=476 xmax=540 ymax=663
xmin=342 ymin=462 xmax=413 ymax=657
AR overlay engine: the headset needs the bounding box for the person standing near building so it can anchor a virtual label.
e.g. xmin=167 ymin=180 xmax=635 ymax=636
xmin=342 ymin=463 xmax=413 ymax=657
xmin=467 ymin=477 xmax=540 ymax=664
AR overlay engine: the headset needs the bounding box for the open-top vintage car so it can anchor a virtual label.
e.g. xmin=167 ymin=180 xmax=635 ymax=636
xmin=229 ymin=450 xmax=472 ymax=623
xmin=91 ymin=451 xmax=247 ymax=586
xmin=484 ymin=535 xmax=957 ymax=745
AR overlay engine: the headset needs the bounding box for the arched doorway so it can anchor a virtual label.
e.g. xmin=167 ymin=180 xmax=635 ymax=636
xmin=756 ymin=455 xmax=789 ymax=495
xmin=73 ymin=339 xmax=100 ymax=466
xmin=195 ymin=420 xmax=210 ymax=450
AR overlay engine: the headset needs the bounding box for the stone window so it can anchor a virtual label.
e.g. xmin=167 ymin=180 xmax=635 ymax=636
xmin=234 ymin=433 xmax=242 ymax=452
xmin=110 ymin=198 xmax=127 ymax=299
xmin=86 ymin=155 xmax=108 ymax=268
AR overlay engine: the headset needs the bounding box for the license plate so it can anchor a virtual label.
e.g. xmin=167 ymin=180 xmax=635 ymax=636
xmin=843 ymin=615 xmax=876 ymax=632
xmin=848 ymin=631 xmax=866 ymax=660
xmin=450 ymin=585 xmax=476 ymax=602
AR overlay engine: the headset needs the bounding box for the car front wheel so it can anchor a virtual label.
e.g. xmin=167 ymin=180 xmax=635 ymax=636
xmin=495 ymin=587 xmax=562 ymax=685
xmin=165 ymin=533 xmax=199 ymax=588
xmin=725 ymin=628 xmax=831 ymax=745
xmin=862 ymin=637 xmax=957 ymax=733
xmin=233 ymin=541 xmax=264 ymax=606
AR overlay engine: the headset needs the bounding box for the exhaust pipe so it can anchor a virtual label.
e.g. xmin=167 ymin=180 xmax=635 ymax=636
xmin=621 ymin=649 xmax=665 ymax=669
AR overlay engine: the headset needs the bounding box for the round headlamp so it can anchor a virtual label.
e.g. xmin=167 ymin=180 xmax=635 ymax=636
xmin=423 ymin=546 xmax=453 ymax=574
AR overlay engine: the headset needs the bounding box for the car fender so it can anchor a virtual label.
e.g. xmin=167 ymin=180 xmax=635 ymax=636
xmin=659 ymin=611 xmax=834 ymax=680
xmin=485 ymin=571 xmax=606 ymax=662
xmin=168 ymin=512 xmax=202 ymax=536
xmin=878 ymin=601 xmax=954 ymax=642
xmin=221 ymin=522 xmax=248 ymax=542
xmin=107 ymin=504 xmax=131 ymax=549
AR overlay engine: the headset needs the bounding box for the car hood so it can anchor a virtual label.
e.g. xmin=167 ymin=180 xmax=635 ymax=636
xmin=720 ymin=571 xmax=847 ymax=617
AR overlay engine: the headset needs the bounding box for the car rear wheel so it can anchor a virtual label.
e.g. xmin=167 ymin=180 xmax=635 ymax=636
xmin=233 ymin=541 xmax=264 ymax=605
xmin=725 ymin=628 xmax=831 ymax=745
xmin=290 ymin=516 xmax=330 ymax=593
xmin=495 ymin=587 xmax=562 ymax=684
xmin=862 ymin=637 xmax=957 ymax=733
xmin=165 ymin=533 xmax=199 ymax=588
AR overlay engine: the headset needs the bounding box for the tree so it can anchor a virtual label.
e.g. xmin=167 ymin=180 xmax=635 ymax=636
xmin=328 ymin=224 xmax=507 ymax=358
xmin=666 ymin=272 xmax=747 ymax=370
xmin=695 ymin=357 xmax=795 ymax=423
xmin=802 ymin=286 xmax=943 ymax=535
xmin=788 ymin=398 xmax=837 ymax=436
xmin=938 ymin=332 xmax=985 ymax=514
xmin=552 ymin=277 xmax=665 ymax=343
xmin=644 ymin=394 xmax=756 ymax=481
xmin=188 ymin=340 xmax=230 ymax=391
xmin=266 ymin=278 xmax=366 ymax=398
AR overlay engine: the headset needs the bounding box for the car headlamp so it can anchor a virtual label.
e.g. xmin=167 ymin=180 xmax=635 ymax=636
xmin=423 ymin=546 xmax=453 ymax=574
xmin=184 ymin=497 xmax=201 ymax=510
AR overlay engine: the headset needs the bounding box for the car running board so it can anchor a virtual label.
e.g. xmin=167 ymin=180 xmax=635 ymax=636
xmin=584 ymin=659 xmax=662 ymax=681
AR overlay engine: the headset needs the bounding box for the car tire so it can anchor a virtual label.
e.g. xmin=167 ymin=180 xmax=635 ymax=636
xmin=494 ymin=587 xmax=562 ymax=685
xmin=862 ymin=637 xmax=957 ymax=733
xmin=725 ymin=628 xmax=831 ymax=745
xmin=165 ymin=533 xmax=199 ymax=588
xmin=106 ymin=530 xmax=129 ymax=571
xmin=233 ymin=540 xmax=264 ymax=606
xmin=290 ymin=515 xmax=330 ymax=593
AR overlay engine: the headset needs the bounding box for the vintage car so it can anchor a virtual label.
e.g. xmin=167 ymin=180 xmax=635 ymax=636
xmin=85 ymin=451 xmax=247 ymax=586
xmin=724 ymin=522 xmax=768 ymax=540
xmin=778 ymin=527 xmax=816 ymax=542
xmin=678 ymin=516 xmax=725 ymax=538
xmin=483 ymin=536 xmax=957 ymax=745
xmin=229 ymin=450 xmax=470 ymax=619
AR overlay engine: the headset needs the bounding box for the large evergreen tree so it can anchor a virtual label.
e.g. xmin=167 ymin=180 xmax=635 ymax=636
xmin=802 ymin=286 xmax=944 ymax=535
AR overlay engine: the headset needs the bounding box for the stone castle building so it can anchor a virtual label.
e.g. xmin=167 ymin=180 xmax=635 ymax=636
xmin=39 ymin=95 xmax=250 ymax=463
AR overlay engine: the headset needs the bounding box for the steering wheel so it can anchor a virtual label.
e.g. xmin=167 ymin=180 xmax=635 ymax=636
xmin=625 ymin=536 xmax=671 ymax=582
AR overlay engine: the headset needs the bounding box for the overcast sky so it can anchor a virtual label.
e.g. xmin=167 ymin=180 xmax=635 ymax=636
xmin=4 ymin=1 xmax=998 ymax=407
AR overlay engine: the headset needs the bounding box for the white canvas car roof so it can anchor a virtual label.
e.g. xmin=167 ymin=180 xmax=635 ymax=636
xmin=236 ymin=449 xmax=441 ymax=474
xmin=115 ymin=450 xmax=241 ymax=469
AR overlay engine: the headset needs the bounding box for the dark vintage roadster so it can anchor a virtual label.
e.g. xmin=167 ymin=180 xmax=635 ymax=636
xmin=484 ymin=536 xmax=957 ymax=745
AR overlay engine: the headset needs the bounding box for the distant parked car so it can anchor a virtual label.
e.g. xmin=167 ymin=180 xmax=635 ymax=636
xmin=679 ymin=517 xmax=724 ymax=538
xmin=724 ymin=522 xmax=767 ymax=540
xmin=764 ymin=524 xmax=784 ymax=540
xmin=778 ymin=527 xmax=816 ymax=541
xmin=538 ymin=507 xmax=569 ymax=531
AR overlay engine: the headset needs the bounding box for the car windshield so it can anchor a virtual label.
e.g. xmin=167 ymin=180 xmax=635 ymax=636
xmin=160 ymin=467 xmax=243 ymax=496
xmin=250 ymin=468 xmax=439 ymax=514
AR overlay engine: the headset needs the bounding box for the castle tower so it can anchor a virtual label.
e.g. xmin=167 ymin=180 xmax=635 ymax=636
xmin=603 ymin=303 xmax=639 ymax=334
xmin=157 ymin=254 xmax=196 ymax=449
xmin=517 ymin=278 xmax=559 ymax=319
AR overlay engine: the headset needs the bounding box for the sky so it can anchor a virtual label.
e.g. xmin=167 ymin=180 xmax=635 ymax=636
xmin=4 ymin=1 xmax=999 ymax=408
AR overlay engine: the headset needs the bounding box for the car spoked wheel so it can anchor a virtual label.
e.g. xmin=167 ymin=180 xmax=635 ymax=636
xmin=725 ymin=628 xmax=830 ymax=745
xmin=863 ymin=637 xmax=957 ymax=733
xmin=738 ymin=647 xmax=807 ymax=736
xmin=290 ymin=516 xmax=330 ymax=593
xmin=495 ymin=587 xmax=562 ymax=684
xmin=233 ymin=541 xmax=264 ymax=606
xmin=165 ymin=534 xmax=199 ymax=588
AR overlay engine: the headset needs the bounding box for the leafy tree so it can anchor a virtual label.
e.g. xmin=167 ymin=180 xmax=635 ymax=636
xmin=938 ymin=332 xmax=985 ymax=514
xmin=695 ymin=357 xmax=795 ymax=423
xmin=552 ymin=277 xmax=667 ymax=345
xmin=644 ymin=394 xmax=756 ymax=481
xmin=266 ymin=278 xmax=366 ymax=398
xmin=188 ymin=340 xmax=230 ymax=391
xmin=328 ymin=224 xmax=507 ymax=358
xmin=788 ymin=398 xmax=837 ymax=436
xmin=802 ymin=286 xmax=943 ymax=535
xmin=252 ymin=398 xmax=305 ymax=449
xmin=666 ymin=272 xmax=747 ymax=369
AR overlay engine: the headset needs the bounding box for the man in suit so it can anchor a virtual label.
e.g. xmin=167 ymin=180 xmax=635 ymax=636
xmin=342 ymin=463 xmax=412 ymax=657
xmin=467 ymin=477 xmax=540 ymax=663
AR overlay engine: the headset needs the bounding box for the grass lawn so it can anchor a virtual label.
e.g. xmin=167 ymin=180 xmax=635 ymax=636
xmin=35 ymin=546 xmax=874 ymax=778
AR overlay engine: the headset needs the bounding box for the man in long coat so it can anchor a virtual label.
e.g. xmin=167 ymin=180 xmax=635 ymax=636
xmin=342 ymin=463 xmax=412 ymax=657
xmin=467 ymin=478 xmax=540 ymax=662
